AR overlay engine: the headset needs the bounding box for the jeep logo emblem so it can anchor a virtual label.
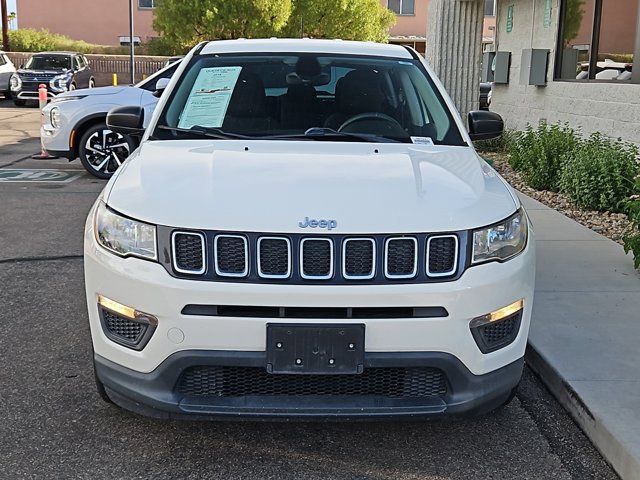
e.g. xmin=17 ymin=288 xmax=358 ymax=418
xmin=298 ymin=217 xmax=337 ymax=230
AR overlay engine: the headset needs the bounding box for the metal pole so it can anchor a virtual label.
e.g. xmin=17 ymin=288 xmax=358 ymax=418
xmin=129 ymin=0 xmax=135 ymax=84
xmin=1 ymin=0 xmax=9 ymax=52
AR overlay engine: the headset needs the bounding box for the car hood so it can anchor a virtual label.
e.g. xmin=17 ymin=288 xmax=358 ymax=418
xmin=17 ymin=68 xmax=68 ymax=75
xmin=106 ymin=140 xmax=518 ymax=233
xmin=58 ymin=85 xmax=130 ymax=97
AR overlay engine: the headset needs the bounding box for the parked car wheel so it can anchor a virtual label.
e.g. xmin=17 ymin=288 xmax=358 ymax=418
xmin=13 ymin=98 xmax=26 ymax=107
xmin=89 ymin=78 xmax=95 ymax=88
xmin=69 ymin=83 xmax=76 ymax=91
xmin=78 ymin=123 xmax=136 ymax=179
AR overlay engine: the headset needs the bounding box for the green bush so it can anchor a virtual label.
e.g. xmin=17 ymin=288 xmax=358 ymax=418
xmin=507 ymin=122 xmax=578 ymax=191
xmin=6 ymin=28 xmax=141 ymax=55
xmin=474 ymin=129 xmax=517 ymax=154
xmin=559 ymin=133 xmax=639 ymax=212
xmin=145 ymin=36 xmax=187 ymax=57
xmin=623 ymin=177 xmax=640 ymax=268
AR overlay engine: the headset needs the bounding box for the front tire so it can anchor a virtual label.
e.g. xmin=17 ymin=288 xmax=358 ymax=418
xmin=78 ymin=122 xmax=136 ymax=179
xmin=89 ymin=78 xmax=95 ymax=88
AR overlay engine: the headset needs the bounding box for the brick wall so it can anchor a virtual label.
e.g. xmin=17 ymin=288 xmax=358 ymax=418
xmin=492 ymin=0 xmax=640 ymax=145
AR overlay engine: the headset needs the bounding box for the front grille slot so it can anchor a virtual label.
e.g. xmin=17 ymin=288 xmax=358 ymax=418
xmin=343 ymin=238 xmax=375 ymax=279
xmin=181 ymin=304 xmax=449 ymax=319
xmin=385 ymin=237 xmax=417 ymax=279
xmin=258 ymin=237 xmax=290 ymax=278
xmin=300 ymin=238 xmax=333 ymax=279
xmin=172 ymin=231 xmax=205 ymax=274
xmin=427 ymin=235 xmax=458 ymax=277
xmin=177 ymin=366 xmax=447 ymax=398
xmin=215 ymin=235 xmax=248 ymax=277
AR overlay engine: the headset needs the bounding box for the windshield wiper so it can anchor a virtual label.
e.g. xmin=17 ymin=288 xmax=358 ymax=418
xmin=155 ymin=125 xmax=251 ymax=140
xmin=261 ymin=127 xmax=408 ymax=143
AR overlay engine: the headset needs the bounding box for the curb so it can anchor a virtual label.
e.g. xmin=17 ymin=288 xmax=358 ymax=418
xmin=525 ymin=344 xmax=639 ymax=480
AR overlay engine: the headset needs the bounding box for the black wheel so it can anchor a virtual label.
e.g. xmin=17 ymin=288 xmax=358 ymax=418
xmin=13 ymin=98 xmax=26 ymax=107
xmin=94 ymin=362 xmax=113 ymax=404
xmin=78 ymin=122 xmax=136 ymax=179
xmin=69 ymin=82 xmax=76 ymax=91
xmin=89 ymin=78 xmax=95 ymax=88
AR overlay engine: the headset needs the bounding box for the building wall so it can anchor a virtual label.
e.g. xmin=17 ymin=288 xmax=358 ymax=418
xmin=491 ymin=0 xmax=640 ymax=144
xmin=17 ymin=0 xmax=156 ymax=46
xmin=384 ymin=0 xmax=430 ymax=36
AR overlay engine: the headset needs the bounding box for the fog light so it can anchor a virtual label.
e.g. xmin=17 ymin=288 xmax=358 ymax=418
xmin=97 ymin=295 xmax=158 ymax=350
xmin=470 ymin=299 xmax=524 ymax=328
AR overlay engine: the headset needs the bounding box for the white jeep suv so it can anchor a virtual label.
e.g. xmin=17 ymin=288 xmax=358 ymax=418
xmin=85 ymin=39 xmax=535 ymax=419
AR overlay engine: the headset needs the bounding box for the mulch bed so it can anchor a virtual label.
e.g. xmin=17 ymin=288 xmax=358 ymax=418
xmin=483 ymin=152 xmax=635 ymax=245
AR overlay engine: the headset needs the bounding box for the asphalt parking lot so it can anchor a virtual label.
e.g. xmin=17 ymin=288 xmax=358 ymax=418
xmin=0 ymin=100 xmax=619 ymax=479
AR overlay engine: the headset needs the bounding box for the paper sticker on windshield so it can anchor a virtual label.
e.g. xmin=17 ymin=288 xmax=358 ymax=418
xmin=411 ymin=136 xmax=434 ymax=145
xmin=177 ymin=66 xmax=242 ymax=129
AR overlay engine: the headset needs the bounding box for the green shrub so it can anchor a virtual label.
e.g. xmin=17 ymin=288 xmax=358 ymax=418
xmin=507 ymin=122 xmax=578 ymax=191
xmin=6 ymin=28 xmax=140 ymax=55
xmin=623 ymin=177 xmax=640 ymax=269
xmin=559 ymin=133 xmax=639 ymax=212
xmin=474 ymin=129 xmax=517 ymax=154
xmin=145 ymin=36 xmax=187 ymax=57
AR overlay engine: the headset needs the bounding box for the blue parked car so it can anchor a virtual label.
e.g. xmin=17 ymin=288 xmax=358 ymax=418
xmin=10 ymin=51 xmax=95 ymax=106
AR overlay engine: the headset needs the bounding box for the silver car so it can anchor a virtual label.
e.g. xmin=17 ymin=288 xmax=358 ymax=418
xmin=41 ymin=62 xmax=178 ymax=178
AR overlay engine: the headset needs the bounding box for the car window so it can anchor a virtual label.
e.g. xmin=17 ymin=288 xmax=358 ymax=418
xmin=74 ymin=56 xmax=82 ymax=69
xmin=25 ymin=55 xmax=72 ymax=70
xmin=137 ymin=63 xmax=179 ymax=91
xmin=82 ymin=56 xmax=89 ymax=68
xmin=155 ymin=53 xmax=466 ymax=146
xmin=0 ymin=55 xmax=6 ymax=67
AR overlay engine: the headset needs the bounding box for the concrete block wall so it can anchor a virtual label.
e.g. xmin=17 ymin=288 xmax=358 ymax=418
xmin=492 ymin=0 xmax=640 ymax=144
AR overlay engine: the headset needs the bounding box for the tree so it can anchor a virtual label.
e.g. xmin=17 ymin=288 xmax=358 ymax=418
xmin=562 ymin=0 xmax=585 ymax=45
xmin=286 ymin=0 xmax=395 ymax=42
xmin=153 ymin=0 xmax=292 ymax=51
xmin=152 ymin=0 xmax=395 ymax=52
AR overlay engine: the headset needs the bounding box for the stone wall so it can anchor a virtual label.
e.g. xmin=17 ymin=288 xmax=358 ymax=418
xmin=492 ymin=0 xmax=640 ymax=144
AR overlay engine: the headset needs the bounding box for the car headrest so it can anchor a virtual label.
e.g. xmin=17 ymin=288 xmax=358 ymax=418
xmin=226 ymin=71 xmax=267 ymax=118
xmin=337 ymin=69 xmax=386 ymax=115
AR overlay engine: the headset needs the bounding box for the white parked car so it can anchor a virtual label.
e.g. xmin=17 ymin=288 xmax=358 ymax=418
xmin=0 ymin=51 xmax=16 ymax=98
xmin=41 ymin=62 xmax=178 ymax=178
xmin=85 ymin=39 xmax=535 ymax=419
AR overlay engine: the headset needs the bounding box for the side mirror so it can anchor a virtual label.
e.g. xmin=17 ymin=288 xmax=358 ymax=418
xmin=468 ymin=110 xmax=504 ymax=141
xmin=153 ymin=77 xmax=170 ymax=97
xmin=106 ymin=106 xmax=145 ymax=137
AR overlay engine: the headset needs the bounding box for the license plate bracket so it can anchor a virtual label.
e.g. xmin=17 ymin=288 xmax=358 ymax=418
xmin=266 ymin=324 xmax=365 ymax=375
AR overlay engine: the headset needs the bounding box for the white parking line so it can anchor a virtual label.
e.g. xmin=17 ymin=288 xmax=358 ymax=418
xmin=0 ymin=168 xmax=85 ymax=183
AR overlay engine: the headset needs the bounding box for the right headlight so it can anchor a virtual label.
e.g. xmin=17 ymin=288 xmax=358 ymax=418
xmin=94 ymin=201 xmax=157 ymax=260
xmin=472 ymin=208 xmax=528 ymax=264
xmin=9 ymin=73 xmax=21 ymax=91
xmin=50 ymin=106 xmax=61 ymax=129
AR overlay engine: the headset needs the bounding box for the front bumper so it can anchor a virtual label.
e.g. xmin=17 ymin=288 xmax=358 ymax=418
xmin=96 ymin=350 xmax=524 ymax=419
xmin=85 ymin=203 xmax=535 ymax=418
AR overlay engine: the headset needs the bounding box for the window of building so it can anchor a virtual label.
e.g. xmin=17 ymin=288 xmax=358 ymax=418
xmin=388 ymin=0 xmax=415 ymax=15
xmin=138 ymin=0 xmax=155 ymax=8
xmin=556 ymin=0 xmax=639 ymax=82
xmin=484 ymin=0 xmax=496 ymax=16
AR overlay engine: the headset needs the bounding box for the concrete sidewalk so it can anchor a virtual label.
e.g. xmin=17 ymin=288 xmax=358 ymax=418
xmin=521 ymin=193 xmax=640 ymax=480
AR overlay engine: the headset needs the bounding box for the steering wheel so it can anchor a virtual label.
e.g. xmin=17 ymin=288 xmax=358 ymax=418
xmin=338 ymin=112 xmax=405 ymax=134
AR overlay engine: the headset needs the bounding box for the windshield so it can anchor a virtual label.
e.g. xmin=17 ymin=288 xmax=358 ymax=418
xmin=25 ymin=55 xmax=71 ymax=70
xmin=154 ymin=53 xmax=466 ymax=145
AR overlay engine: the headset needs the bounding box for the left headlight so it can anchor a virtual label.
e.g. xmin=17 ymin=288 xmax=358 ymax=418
xmin=472 ymin=208 xmax=528 ymax=265
xmin=49 ymin=74 xmax=68 ymax=92
xmin=94 ymin=201 xmax=157 ymax=260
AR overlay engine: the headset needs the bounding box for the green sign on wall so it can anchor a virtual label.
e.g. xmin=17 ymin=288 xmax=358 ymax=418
xmin=543 ymin=0 xmax=552 ymax=28
xmin=506 ymin=5 xmax=514 ymax=33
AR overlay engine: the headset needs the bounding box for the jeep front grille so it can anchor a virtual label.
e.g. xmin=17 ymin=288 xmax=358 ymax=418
xmin=165 ymin=230 xmax=462 ymax=284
